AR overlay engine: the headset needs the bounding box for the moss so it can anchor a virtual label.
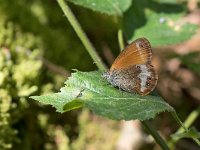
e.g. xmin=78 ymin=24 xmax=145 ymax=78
xmin=0 ymin=21 xmax=44 ymax=149
xmin=0 ymin=1 xmax=120 ymax=149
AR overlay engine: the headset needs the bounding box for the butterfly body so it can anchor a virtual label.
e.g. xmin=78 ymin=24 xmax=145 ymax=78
xmin=103 ymin=38 xmax=158 ymax=96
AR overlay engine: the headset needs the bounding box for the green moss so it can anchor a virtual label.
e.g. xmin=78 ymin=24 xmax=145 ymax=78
xmin=0 ymin=21 xmax=44 ymax=149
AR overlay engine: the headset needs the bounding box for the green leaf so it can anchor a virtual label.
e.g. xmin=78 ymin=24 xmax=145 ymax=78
xmin=67 ymin=0 xmax=132 ymax=16
xmin=154 ymin=0 xmax=178 ymax=4
xmin=171 ymin=128 xmax=200 ymax=140
xmin=30 ymin=71 xmax=174 ymax=121
xmin=123 ymin=0 xmax=198 ymax=46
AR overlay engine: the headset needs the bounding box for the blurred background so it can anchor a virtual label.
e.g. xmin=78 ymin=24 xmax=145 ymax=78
xmin=0 ymin=0 xmax=200 ymax=150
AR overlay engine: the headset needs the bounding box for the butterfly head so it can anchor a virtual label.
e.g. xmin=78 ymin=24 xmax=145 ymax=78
xmin=102 ymin=71 xmax=111 ymax=81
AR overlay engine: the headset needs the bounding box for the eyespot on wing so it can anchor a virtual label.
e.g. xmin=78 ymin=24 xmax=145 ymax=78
xmin=136 ymin=64 xmax=158 ymax=96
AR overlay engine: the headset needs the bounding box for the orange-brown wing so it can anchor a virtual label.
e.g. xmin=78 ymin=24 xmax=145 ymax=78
xmin=111 ymin=38 xmax=152 ymax=70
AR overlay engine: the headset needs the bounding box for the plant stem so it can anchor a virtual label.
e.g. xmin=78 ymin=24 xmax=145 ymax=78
xmin=57 ymin=0 xmax=107 ymax=71
xmin=169 ymin=108 xmax=200 ymax=147
xmin=57 ymin=1 xmax=173 ymax=149
xmin=171 ymin=111 xmax=187 ymax=131
xmin=118 ymin=29 xmax=125 ymax=51
xmin=177 ymin=107 xmax=200 ymax=134
xmin=142 ymin=121 xmax=170 ymax=150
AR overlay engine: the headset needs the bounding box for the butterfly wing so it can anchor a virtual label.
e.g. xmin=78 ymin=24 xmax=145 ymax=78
xmin=110 ymin=38 xmax=152 ymax=70
xmin=106 ymin=38 xmax=158 ymax=95
xmin=106 ymin=64 xmax=158 ymax=96
xmin=133 ymin=64 xmax=158 ymax=95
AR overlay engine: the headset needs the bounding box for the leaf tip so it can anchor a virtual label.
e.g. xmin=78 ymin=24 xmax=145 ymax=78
xmin=29 ymin=95 xmax=39 ymax=100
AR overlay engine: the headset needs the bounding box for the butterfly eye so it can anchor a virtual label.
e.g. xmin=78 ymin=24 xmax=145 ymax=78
xmin=147 ymin=77 xmax=151 ymax=81
xmin=147 ymin=83 xmax=150 ymax=87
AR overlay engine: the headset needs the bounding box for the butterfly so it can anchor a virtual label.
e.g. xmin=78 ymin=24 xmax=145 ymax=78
xmin=102 ymin=38 xmax=158 ymax=96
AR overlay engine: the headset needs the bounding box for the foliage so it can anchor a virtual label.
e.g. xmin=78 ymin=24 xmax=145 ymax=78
xmin=0 ymin=0 xmax=120 ymax=150
xmin=31 ymin=71 xmax=174 ymax=121
xmin=32 ymin=0 xmax=200 ymax=149
xmin=67 ymin=0 xmax=198 ymax=46
xmin=122 ymin=0 xmax=198 ymax=46
xmin=0 ymin=21 xmax=43 ymax=149
xmin=0 ymin=0 xmax=96 ymax=71
xmin=67 ymin=0 xmax=132 ymax=15
xmin=172 ymin=127 xmax=200 ymax=140
xmin=1 ymin=0 xmax=200 ymax=149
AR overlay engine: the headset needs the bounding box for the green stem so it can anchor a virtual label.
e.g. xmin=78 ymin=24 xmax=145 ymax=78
xmin=117 ymin=29 xmax=125 ymax=51
xmin=177 ymin=107 xmax=200 ymax=134
xmin=171 ymin=111 xmax=187 ymax=131
xmin=57 ymin=1 xmax=174 ymax=149
xmin=142 ymin=121 xmax=170 ymax=150
xmin=57 ymin=0 xmax=107 ymax=71
xmin=169 ymin=108 xmax=200 ymax=148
